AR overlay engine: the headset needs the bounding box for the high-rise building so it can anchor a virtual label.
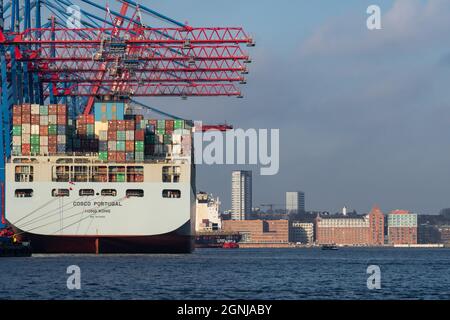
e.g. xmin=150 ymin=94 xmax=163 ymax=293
xmin=369 ymin=206 xmax=385 ymax=245
xmin=231 ymin=170 xmax=252 ymax=220
xmin=286 ymin=191 xmax=305 ymax=214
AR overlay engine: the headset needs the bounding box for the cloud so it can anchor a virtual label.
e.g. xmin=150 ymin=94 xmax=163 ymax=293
xmin=301 ymin=0 xmax=450 ymax=58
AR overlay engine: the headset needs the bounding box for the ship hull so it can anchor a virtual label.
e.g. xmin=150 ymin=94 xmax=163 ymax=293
xmin=13 ymin=222 xmax=194 ymax=254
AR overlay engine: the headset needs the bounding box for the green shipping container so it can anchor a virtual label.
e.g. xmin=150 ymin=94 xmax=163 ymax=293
xmin=31 ymin=135 xmax=40 ymax=145
xmin=135 ymin=152 xmax=144 ymax=162
xmin=39 ymin=105 xmax=48 ymax=115
xmin=117 ymin=131 xmax=126 ymax=141
xmin=98 ymin=152 xmax=108 ymax=161
xmin=116 ymin=173 xmax=126 ymax=182
xmin=135 ymin=141 xmax=144 ymax=152
xmin=12 ymin=125 xmax=22 ymax=136
xmin=174 ymin=120 xmax=184 ymax=129
xmin=157 ymin=120 xmax=166 ymax=129
xmin=116 ymin=141 xmax=126 ymax=151
xmin=48 ymin=125 xmax=58 ymax=135
xmin=163 ymin=134 xmax=172 ymax=145
xmin=31 ymin=145 xmax=40 ymax=154
xmin=156 ymin=128 xmax=165 ymax=135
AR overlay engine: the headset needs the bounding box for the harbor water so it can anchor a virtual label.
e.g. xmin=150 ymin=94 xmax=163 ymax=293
xmin=1 ymin=248 xmax=450 ymax=300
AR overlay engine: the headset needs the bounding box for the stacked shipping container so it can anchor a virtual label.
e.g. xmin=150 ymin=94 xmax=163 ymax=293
xmin=11 ymin=103 xmax=192 ymax=162
xmin=12 ymin=104 xmax=68 ymax=156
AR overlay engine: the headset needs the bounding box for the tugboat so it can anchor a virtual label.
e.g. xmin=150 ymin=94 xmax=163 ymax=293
xmin=0 ymin=227 xmax=32 ymax=257
xmin=222 ymin=241 xmax=239 ymax=249
xmin=321 ymin=244 xmax=339 ymax=251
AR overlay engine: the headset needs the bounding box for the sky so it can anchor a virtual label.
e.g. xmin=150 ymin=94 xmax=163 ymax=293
xmin=69 ymin=1 xmax=450 ymax=214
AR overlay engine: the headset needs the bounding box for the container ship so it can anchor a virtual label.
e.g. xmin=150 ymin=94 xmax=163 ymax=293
xmin=5 ymin=102 xmax=196 ymax=253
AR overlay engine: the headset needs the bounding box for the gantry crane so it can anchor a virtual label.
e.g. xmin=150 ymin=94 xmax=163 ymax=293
xmin=0 ymin=0 xmax=254 ymax=228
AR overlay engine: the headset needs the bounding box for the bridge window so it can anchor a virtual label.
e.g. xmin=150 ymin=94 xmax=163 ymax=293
xmin=162 ymin=166 xmax=181 ymax=183
xmin=15 ymin=189 xmax=33 ymax=198
xmin=79 ymin=189 xmax=95 ymax=197
xmin=15 ymin=166 xmax=34 ymax=182
xmin=127 ymin=166 xmax=144 ymax=182
xmin=53 ymin=166 xmax=70 ymax=182
xmin=126 ymin=189 xmax=144 ymax=198
xmin=109 ymin=166 xmax=126 ymax=183
xmin=73 ymin=166 xmax=88 ymax=182
xmin=101 ymin=189 xmax=117 ymax=197
xmin=162 ymin=190 xmax=181 ymax=199
xmin=90 ymin=166 xmax=108 ymax=182
xmin=52 ymin=189 xmax=70 ymax=197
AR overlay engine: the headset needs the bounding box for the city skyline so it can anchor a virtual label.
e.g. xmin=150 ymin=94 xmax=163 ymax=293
xmin=146 ymin=0 xmax=450 ymax=215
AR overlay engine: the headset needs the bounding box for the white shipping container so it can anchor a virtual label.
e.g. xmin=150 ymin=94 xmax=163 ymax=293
xmin=31 ymin=104 xmax=40 ymax=115
xmin=99 ymin=130 xmax=108 ymax=141
xmin=40 ymin=146 xmax=49 ymax=154
xmin=57 ymin=135 xmax=66 ymax=144
xmin=40 ymin=116 xmax=48 ymax=125
xmin=172 ymin=145 xmax=182 ymax=155
xmin=172 ymin=134 xmax=182 ymax=144
xmin=22 ymin=134 xmax=31 ymax=144
xmin=12 ymin=136 xmax=22 ymax=146
xmin=40 ymin=136 xmax=48 ymax=146
xmin=49 ymin=115 xmax=57 ymax=124
xmin=108 ymin=141 xmax=116 ymax=151
xmin=31 ymin=125 xmax=40 ymax=135
xmin=21 ymin=124 xmax=31 ymax=134
xmin=126 ymin=131 xmax=134 ymax=141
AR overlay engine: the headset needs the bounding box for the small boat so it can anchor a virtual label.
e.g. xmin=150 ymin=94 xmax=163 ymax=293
xmin=321 ymin=244 xmax=339 ymax=251
xmin=222 ymin=241 xmax=239 ymax=249
xmin=0 ymin=237 xmax=32 ymax=257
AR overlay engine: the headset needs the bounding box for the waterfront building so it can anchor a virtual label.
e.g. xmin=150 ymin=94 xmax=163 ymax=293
xmin=289 ymin=222 xmax=314 ymax=244
xmin=286 ymin=191 xmax=305 ymax=214
xmin=388 ymin=210 xmax=418 ymax=245
xmin=231 ymin=170 xmax=252 ymax=220
xmin=222 ymin=220 xmax=289 ymax=243
xmin=315 ymin=206 xmax=385 ymax=246
xmin=195 ymin=192 xmax=222 ymax=232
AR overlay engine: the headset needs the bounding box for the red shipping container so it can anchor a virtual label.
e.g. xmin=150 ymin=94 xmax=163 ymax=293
xmin=135 ymin=129 xmax=144 ymax=141
xmin=108 ymin=152 xmax=117 ymax=162
xmin=125 ymin=141 xmax=134 ymax=152
xmin=165 ymin=120 xmax=174 ymax=129
xmin=125 ymin=120 xmax=135 ymax=130
xmin=48 ymin=145 xmax=57 ymax=154
xmin=49 ymin=105 xmax=58 ymax=114
xmin=49 ymin=136 xmax=57 ymax=145
xmin=135 ymin=115 xmax=144 ymax=123
xmin=13 ymin=105 xmax=22 ymax=115
xmin=57 ymin=104 xmax=67 ymax=114
xmin=87 ymin=114 xmax=95 ymax=124
xmin=116 ymin=152 xmax=126 ymax=163
xmin=13 ymin=116 xmax=22 ymax=125
xmin=57 ymin=115 xmax=67 ymax=125
xmin=21 ymin=104 xmax=31 ymax=113
xmin=117 ymin=121 xmax=126 ymax=131
xmin=165 ymin=128 xmax=173 ymax=135
xmin=22 ymin=114 xmax=31 ymax=123
xmin=108 ymin=130 xmax=117 ymax=140
xmin=40 ymin=126 xmax=49 ymax=136
xmin=21 ymin=144 xmax=31 ymax=155
xmin=31 ymin=115 xmax=40 ymax=125
xmin=108 ymin=120 xmax=118 ymax=131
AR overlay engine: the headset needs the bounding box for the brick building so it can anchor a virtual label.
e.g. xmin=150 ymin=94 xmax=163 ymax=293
xmin=315 ymin=206 xmax=385 ymax=246
xmin=388 ymin=210 xmax=418 ymax=245
xmin=222 ymin=220 xmax=289 ymax=243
